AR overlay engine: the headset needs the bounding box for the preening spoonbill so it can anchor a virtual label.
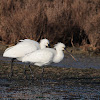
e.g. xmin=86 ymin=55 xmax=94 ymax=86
xmin=3 ymin=38 xmax=49 ymax=78
xmin=22 ymin=42 xmax=77 ymax=83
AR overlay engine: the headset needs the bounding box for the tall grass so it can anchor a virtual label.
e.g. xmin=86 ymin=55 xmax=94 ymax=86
xmin=0 ymin=0 xmax=100 ymax=51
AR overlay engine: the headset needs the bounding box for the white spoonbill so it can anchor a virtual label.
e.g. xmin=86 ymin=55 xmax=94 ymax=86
xmin=22 ymin=43 xmax=77 ymax=83
xmin=3 ymin=38 xmax=49 ymax=78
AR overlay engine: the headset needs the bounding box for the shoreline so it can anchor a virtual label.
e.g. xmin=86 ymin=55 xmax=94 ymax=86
xmin=0 ymin=43 xmax=100 ymax=56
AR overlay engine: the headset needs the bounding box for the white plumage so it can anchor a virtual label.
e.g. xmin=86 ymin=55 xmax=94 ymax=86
xmin=22 ymin=43 xmax=65 ymax=66
xmin=3 ymin=38 xmax=49 ymax=79
xmin=3 ymin=38 xmax=49 ymax=61
xmin=21 ymin=42 xmax=77 ymax=83
xmin=21 ymin=43 xmax=65 ymax=83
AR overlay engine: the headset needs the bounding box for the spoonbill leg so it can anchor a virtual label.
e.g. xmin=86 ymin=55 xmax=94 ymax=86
xmin=10 ymin=58 xmax=16 ymax=79
xmin=28 ymin=65 xmax=34 ymax=82
xmin=41 ymin=66 xmax=45 ymax=85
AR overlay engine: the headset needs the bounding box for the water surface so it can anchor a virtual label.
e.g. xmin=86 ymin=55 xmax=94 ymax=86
xmin=0 ymin=54 xmax=100 ymax=69
xmin=0 ymin=79 xmax=100 ymax=100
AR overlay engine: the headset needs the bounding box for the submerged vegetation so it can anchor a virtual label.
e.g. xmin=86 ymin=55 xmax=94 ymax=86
xmin=0 ymin=0 xmax=100 ymax=53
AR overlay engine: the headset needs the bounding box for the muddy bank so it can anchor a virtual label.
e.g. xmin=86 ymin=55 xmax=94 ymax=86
xmin=0 ymin=58 xmax=100 ymax=84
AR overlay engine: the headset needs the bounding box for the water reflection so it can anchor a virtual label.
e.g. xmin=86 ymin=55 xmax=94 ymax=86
xmin=0 ymin=79 xmax=100 ymax=99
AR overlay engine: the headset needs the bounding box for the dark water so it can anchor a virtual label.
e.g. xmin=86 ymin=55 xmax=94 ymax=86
xmin=0 ymin=54 xmax=100 ymax=99
xmin=0 ymin=79 xmax=100 ymax=100
xmin=52 ymin=54 xmax=100 ymax=69
xmin=0 ymin=54 xmax=100 ymax=69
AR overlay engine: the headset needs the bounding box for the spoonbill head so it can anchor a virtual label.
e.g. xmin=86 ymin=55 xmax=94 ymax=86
xmin=54 ymin=42 xmax=65 ymax=51
xmin=39 ymin=39 xmax=49 ymax=49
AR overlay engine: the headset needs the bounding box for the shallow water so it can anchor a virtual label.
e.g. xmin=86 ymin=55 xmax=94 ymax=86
xmin=0 ymin=54 xmax=100 ymax=99
xmin=0 ymin=79 xmax=100 ymax=100
xmin=0 ymin=54 xmax=100 ymax=69
xmin=52 ymin=54 xmax=100 ymax=69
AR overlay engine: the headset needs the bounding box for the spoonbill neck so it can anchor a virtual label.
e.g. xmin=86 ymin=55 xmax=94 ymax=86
xmin=40 ymin=43 xmax=46 ymax=49
xmin=53 ymin=49 xmax=64 ymax=63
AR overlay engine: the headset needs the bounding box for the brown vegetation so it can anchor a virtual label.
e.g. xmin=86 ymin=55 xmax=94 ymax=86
xmin=0 ymin=0 xmax=100 ymax=52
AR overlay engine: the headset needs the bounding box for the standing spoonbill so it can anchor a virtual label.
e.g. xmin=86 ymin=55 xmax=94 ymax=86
xmin=22 ymin=42 xmax=77 ymax=83
xmin=3 ymin=38 xmax=49 ymax=79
